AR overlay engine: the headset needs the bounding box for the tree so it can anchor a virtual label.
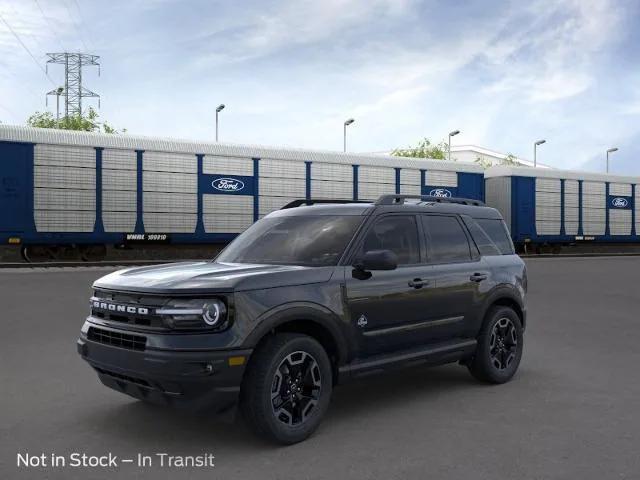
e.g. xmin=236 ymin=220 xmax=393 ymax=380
xmin=391 ymin=138 xmax=450 ymax=160
xmin=27 ymin=107 xmax=126 ymax=134
xmin=475 ymin=152 xmax=521 ymax=169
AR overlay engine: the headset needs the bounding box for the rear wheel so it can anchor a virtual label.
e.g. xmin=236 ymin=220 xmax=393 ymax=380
xmin=240 ymin=333 xmax=332 ymax=444
xmin=468 ymin=306 xmax=523 ymax=383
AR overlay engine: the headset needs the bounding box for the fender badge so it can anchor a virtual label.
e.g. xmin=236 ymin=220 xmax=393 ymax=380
xmin=357 ymin=314 xmax=368 ymax=328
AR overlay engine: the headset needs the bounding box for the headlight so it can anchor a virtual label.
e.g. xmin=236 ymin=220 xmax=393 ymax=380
xmin=156 ymin=298 xmax=228 ymax=330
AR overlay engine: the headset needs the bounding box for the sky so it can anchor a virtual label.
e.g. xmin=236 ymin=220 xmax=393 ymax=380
xmin=0 ymin=0 xmax=638 ymax=175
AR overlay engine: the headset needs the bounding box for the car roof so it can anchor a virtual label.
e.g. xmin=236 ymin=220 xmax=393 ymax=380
xmin=268 ymin=200 xmax=503 ymax=220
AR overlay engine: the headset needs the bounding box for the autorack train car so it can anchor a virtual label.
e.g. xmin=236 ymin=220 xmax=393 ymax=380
xmin=485 ymin=165 xmax=640 ymax=252
xmin=0 ymin=125 xmax=485 ymax=261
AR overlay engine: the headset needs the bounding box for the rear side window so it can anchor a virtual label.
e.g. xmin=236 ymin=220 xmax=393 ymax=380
xmin=422 ymin=215 xmax=472 ymax=263
xmin=476 ymin=218 xmax=514 ymax=255
xmin=360 ymin=215 xmax=420 ymax=265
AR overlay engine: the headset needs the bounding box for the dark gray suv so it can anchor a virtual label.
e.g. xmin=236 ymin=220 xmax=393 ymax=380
xmin=78 ymin=195 xmax=527 ymax=444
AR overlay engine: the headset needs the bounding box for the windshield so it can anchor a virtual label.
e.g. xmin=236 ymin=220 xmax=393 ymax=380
xmin=216 ymin=215 xmax=364 ymax=266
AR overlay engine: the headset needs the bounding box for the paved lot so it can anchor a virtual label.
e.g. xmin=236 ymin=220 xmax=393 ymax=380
xmin=1 ymin=257 xmax=639 ymax=480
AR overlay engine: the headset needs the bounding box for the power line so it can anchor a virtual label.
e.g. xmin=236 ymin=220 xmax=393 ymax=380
xmin=61 ymin=0 xmax=89 ymax=51
xmin=33 ymin=0 xmax=66 ymax=51
xmin=0 ymin=12 xmax=56 ymax=86
xmin=70 ymin=0 xmax=96 ymax=51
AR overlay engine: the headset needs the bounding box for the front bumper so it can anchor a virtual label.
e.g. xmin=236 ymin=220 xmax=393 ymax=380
xmin=77 ymin=323 xmax=252 ymax=413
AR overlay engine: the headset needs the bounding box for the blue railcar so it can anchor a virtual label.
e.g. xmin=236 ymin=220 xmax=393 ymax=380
xmin=0 ymin=125 xmax=485 ymax=260
xmin=485 ymin=166 xmax=639 ymax=250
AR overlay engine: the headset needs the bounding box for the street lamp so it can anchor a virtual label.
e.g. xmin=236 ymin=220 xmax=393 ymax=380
xmin=533 ymin=139 xmax=546 ymax=167
xmin=343 ymin=118 xmax=355 ymax=152
xmin=606 ymin=147 xmax=618 ymax=173
xmin=215 ymin=104 xmax=225 ymax=142
xmin=448 ymin=130 xmax=460 ymax=162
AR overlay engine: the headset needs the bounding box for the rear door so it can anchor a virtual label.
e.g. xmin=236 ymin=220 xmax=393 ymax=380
xmin=420 ymin=214 xmax=488 ymax=339
xmin=0 ymin=142 xmax=30 ymax=233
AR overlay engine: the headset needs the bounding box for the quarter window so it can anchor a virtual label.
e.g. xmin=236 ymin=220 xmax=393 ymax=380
xmin=422 ymin=215 xmax=472 ymax=263
xmin=476 ymin=218 xmax=514 ymax=255
xmin=360 ymin=216 xmax=420 ymax=265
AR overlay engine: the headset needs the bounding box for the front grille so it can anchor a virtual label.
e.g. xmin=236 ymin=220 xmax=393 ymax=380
xmin=90 ymin=289 xmax=168 ymax=330
xmin=87 ymin=326 xmax=146 ymax=351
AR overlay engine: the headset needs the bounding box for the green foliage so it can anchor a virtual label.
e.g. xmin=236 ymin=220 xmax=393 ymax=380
xmin=26 ymin=107 xmax=126 ymax=134
xmin=475 ymin=152 xmax=522 ymax=169
xmin=391 ymin=138 xmax=450 ymax=160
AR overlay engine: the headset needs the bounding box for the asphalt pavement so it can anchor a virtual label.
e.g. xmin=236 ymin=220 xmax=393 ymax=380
xmin=1 ymin=257 xmax=639 ymax=480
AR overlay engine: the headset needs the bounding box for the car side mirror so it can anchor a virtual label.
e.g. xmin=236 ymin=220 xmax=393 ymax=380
xmin=354 ymin=249 xmax=398 ymax=272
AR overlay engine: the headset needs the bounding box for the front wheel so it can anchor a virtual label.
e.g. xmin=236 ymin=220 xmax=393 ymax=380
xmin=240 ymin=333 xmax=333 ymax=444
xmin=468 ymin=306 xmax=523 ymax=384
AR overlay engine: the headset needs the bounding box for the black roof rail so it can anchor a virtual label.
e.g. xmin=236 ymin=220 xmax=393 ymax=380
xmin=375 ymin=194 xmax=485 ymax=206
xmin=280 ymin=198 xmax=370 ymax=209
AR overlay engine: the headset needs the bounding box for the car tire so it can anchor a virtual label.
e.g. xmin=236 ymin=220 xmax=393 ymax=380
xmin=240 ymin=333 xmax=333 ymax=444
xmin=468 ymin=306 xmax=523 ymax=384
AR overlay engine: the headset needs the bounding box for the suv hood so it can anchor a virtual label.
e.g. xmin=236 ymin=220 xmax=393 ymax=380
xmin=93 ymin=261 xmax=335 ymax=294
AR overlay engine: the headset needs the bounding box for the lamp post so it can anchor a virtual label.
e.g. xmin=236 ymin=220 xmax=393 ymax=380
xmin=215 ymin=104 xmax=225 ymax=142
xmin=343 ymin=118 xmax=354 ymax=152
xmin=533 ymin=139 xmax=546 ymax=167
xmin=448 ymin=130 xmax=460 ymax=162
xmin=606 ymin=147 xmax=618 ymax=173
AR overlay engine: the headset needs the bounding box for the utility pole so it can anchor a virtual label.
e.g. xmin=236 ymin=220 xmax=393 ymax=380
xmin=448 ymin=130 xmax=460 ymax=162
xmin=343 ymin=118 xmax=355 ymax=152
xmin=606 ymin=148 xmax=618 ymax=173
xmin=534 ymin=139 xmax=546 ymax=167
xmin=46 ymin=53 xmax=100 ymax=117
xmin=216 ymin=104 xmax=225 ymax=142
xmin=46 ymin=87 xmax=65 ymax=121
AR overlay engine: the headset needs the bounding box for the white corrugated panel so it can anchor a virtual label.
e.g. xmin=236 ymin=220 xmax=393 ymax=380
xmin=34 ymin=144 xmax=95 ymax=168
xmin=400 ymin=183 xmax=421 ymax=195
xmin=583 ymin=181 xmax=606 ymax=195
xmin=143 ymin=213 xmax=197 ymax=232
xmin=609 ymin=183 xmax=632 ymax=196
xmin=311 ymin=162 xmax=352 ymax=181
xmin=536 ymin=222 xmax=561 ymax=235
xmin=583 ymin=222 xmax=606 ymax=235
xmin=260 ymin=159 xmax=306 ymax=179
xmin=359 ymin=166 xmax=395 ymax=184
xmin=144 ymin=192 xmax=197 ymax=213
xmin=203 ymin=156 xmax=253 ymax=176
xmin=582 ymin=195 xmax=605 ymax=209
xmin=358 ymin=182 xmax=396 ymax=200
xmin=34 ymin=166 xmax=95 ymax=190
xmin=535 ymin=178 xmax=561 ymax=193
xmin=564 ymin=192 xmax=579 ymax=208
xmin=536 ymin=191 xmax=561 ymax=206
xmin=143 ymin=171 xmax=197 ymax=193
xmin=103 ymin=169 xmax=136 ymax=191
xmin=143 ymin=151 xmax=196 ymax=173
xmin=564 ymin=207 xmax=579 ymax=234
xmin=103 ymin=149 xmax=136 ymax=170
xmin=260 ymin=177 xmax=305 ymax=197
xmin=583 ymin=209 xmax=607 ymax=221
xmin=102 ymin=191 xmax=136 ymax=212
xmin=609 ymin=209 xmax=632 ymax=235
xmin=565 ymin=221 xmax=579 ymax=235
xmin=311 ymin=180 xmax=352 ymax=198
xmin=400 ymin=169 xmax=420 ymax=186
xmin=426 ymin=170 xmax=457 ymax=187
xmin=103 ymin=211 xmax=136 ymax=232
xmin=564 ymin=180 xmax=579 ymax=194
xmin=34 ymin=188 xmax=95 ymax=211
xmin=34 ymin=210 xmax=95 ymax=232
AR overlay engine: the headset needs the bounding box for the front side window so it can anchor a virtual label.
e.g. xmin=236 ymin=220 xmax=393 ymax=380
xmin=359 ymin=215 xmax=420 ymax=265
xmin=422 ymin=215 xmax=472 ymax=263
xmin=216 ymin=215 xmax=363 ymax=266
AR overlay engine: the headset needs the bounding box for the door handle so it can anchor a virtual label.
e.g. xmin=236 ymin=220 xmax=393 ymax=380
xmin=408 ymin=278 xmax=429 ymax=289
xmin=470 ymin=273 xmax=488 ymax=282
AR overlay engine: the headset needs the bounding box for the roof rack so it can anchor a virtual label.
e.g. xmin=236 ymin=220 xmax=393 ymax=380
xmin=280 ymin=198 xmax=370 ymax=209
xmin=375 ymin=194 xmax=485 ymax=206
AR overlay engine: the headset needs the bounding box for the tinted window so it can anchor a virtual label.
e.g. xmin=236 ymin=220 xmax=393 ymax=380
xmin=360 ymin=216 xmax=420 ymax=265
xmin=476 ymin=218 xmax=514 ymax=255
xmin=463 ymin=218 xmax=501 ymax=256
xmin=422 ymin=215 xmax=471 ymax=263
xmin=216 ymin=215 xmax=363 ymax=266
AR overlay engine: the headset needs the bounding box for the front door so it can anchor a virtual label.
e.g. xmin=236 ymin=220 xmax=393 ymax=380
xmin=344 ymin=214 xmax=435 ymax=356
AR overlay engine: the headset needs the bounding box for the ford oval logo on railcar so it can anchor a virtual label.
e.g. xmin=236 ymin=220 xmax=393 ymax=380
xmin=429 ymin=188 xmax=452 ymax=198
xmin=611 ymin=197 xmax=629 ymax=208
xmin=212 ymin=178 xmax=245 ymax=192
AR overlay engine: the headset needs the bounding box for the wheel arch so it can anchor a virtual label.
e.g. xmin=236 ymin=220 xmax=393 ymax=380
xmin=244 ymin=303 xmax=350 ymax=379
xmin=482 ymin=287 xmax=526 ymax=331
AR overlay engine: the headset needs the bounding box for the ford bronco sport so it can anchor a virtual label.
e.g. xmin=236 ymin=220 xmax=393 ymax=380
xmin=78 ymin=194 xmax=527 ymax=444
